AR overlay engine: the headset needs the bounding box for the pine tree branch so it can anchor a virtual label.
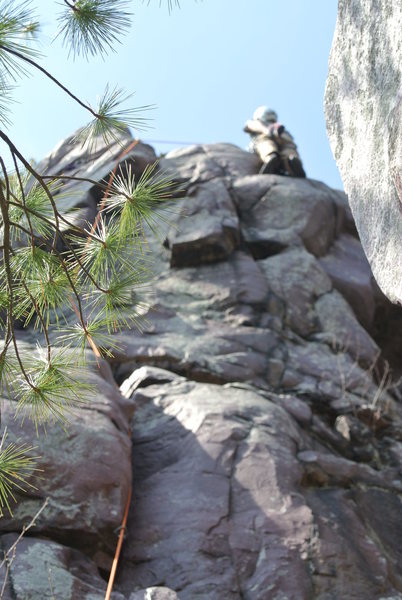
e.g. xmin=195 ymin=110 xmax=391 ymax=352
xmin=11 ymin=152 xmax=35 ymax=250
xmin=0 ymin=130 xmax=61 ymax=245
xmin=8 ymin=219 xmax=108 ymax=295
xmin=0 ymin=176 xmax=32 ymax=389
xmin=19 ymin=280 xmax=52 ymax=363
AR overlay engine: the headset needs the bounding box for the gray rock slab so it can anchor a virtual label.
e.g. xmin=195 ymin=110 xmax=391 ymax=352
xmin=120 ymin=365 xmax=184 ymax=399
xmin=325 ymin=0 xmax=402 ymax=303
xmin=282 ymin=338 xmax=383 ymax=409
xmin=314 ymin=289 xmax=379 ymax=367
xmin=319 ymin=233 xmax=376 ymax=329
xmin=0 ymin=535 xmax=125 ymax=600
xmin=258 ymin=247 xmax=332 ymax=337
xmin=155 ymin=251 xmax=270 ymax=315
xmin=115 ymin=378 xmax=313 ymax=599
xmin=232 ymin=176 xmax=338 ymax=258
xmin=114 ymin=375 xmax=402 ymax=600
xmin=257 ymin=246 xmax=379 ymax=366
xmin=166 ymin=179 xmax=240 ymax=267
xmin=305 ymin=489 xmax=399 ymax=599
xmin=113 ymin=314 xmax=280 ymax=389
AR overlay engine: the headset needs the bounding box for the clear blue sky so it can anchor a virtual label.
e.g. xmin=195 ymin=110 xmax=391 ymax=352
xmin=3 ymin=0 xmax=343 ymax=189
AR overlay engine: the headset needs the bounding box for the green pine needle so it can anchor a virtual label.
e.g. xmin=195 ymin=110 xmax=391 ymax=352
xmin=8 ymin=172 xmax=57 ymax=241
xmin=84 ymin=265 xmax=151 ymax=332
xmin=58 ymin=315 xmax=123 ymax=358
xmin=0 ymin=72 xmax=14 ymax=127
xmin=0 ymin=345 xmax=18 ymax=396
xmin=8 ymin=247 xmax=74 ymax=327
xmin=0 ymin=0 xmax=41 ymax=80
xmin=0 ymin=429 xmax=39 ymax=516
xmin=56 ymin=0 xmax=131 ymax=60
xmin=76 ymin=85 xmax=153 ymax=148
xmin=71 ymin=216 xmax=127 ymax=282
xmin=103 ymin=162 xmax=176 ymax=244
xmin=14 ymin=350 xmax=90 ymax=431
xmin=0 ymin=289 xmax=9 ymax=331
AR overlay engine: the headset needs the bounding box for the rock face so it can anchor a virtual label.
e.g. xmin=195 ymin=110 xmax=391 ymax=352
xmin=2 ymin=133 xmax=402 ymax=599
xmin=34 ymin=128 xmax=156 ymax=233
xmin=325 ymin=0 xmax=402 ymax=304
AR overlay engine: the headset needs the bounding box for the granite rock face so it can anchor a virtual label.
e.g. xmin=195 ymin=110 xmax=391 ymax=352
xmin=2 ymin=133 xmax=402 ymax=599
xmin=325 ymin=0 xmax=402 ymax=304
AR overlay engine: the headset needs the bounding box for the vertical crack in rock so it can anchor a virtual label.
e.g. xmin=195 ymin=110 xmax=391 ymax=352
xmin=227 ymin=438 xmax=247 ymax=600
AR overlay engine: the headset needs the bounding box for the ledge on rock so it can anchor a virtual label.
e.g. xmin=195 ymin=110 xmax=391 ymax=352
xmin=166 ymin=179 xmax=240 ymax=268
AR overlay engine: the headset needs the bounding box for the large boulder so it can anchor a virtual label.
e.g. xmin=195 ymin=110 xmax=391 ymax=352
xmin=232 ymin=176 xmax=341 ymax=258
xmin=4 ymin=131 xmax=402 ymax=599
xmin=325 ymin=0 xmax=402 ymax=304
xmin=114 ymin=371 xmax=402 ymax=600
xmin=0 ymin=535 xmax=125 ymax=600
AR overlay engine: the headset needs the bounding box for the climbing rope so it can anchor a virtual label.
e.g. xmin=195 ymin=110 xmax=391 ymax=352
xmin=65 ymin=137 xmax=141 ymax=599
xmin=142 ymin=138 xmax=202 ymax=146
xmin=100 ymin=138 xmax=141 ymax=600
xmin=104 ymin=486 xmax=132 ymax=600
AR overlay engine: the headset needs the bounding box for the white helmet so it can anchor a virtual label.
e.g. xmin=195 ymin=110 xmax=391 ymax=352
xmin=253 ymin=106 xmax=278 ymax=124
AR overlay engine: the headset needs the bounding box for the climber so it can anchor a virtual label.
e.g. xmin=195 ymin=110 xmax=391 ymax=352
xmin=244 ymin=106 xmax=306 ymax=177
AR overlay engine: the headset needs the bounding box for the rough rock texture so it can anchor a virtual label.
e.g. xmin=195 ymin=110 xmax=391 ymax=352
xmin=325 ymin=0 xmax=402 ymax=304
xmin=2 ymin=134 xmax=402 ymax=599
xmin=129 ymin=588 xmax=178 ymax=600
xmin=117 ymin=372 xmax=402 ymax=600
xmin=0 ymin=535 xmax=125 ymax=600
xmin=0 ymin=338 xmax=135 ymax=564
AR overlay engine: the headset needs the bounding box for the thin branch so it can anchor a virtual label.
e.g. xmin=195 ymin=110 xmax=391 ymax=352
xmin=20 ymin=280 xmax=52 ymax=363
xmin=11 ymin=152 xmax=35 ymax=250
xmin=0 ymin=131 xmax=61 ymax=244
xmin=0 ymin=498 xmax=50 ymax=599
xmin=9 ymin=219 xmax=108 ymax=294
xmin=0 ymin=45 xmax=97 ymax=119
xmin=0 ymin=175 xmax=32 ymax=388
xmin=63 ymin=0 xmax=77 ymax=10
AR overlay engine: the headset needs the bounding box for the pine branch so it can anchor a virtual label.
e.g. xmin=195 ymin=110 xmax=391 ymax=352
xmin=57 ymin=0 xmax=132 ymax=59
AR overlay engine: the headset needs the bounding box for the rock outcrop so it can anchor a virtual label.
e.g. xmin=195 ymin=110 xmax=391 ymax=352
xmin=325 ymin=0 xmax=402 ymax=304
xmin=1 ymin=132 xmax=402 ymax=599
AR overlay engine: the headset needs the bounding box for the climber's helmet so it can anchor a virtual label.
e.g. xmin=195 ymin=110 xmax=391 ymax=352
xmin=253 ymin=106 xmax=278 ymax=124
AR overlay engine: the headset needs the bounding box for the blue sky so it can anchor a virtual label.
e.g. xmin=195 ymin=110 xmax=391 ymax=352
xmin=3 ymin=0 xmax=343 ymax=189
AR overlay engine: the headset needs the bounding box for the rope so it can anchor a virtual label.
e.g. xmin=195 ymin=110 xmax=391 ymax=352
xmin=142 ymin=138 xmax=202 ymax=146
xmin=104 ymin=485 xmax=132 ymax=600
xmin=64 ymin=136 xmax=141 ymax=599
xmin=102 ymin=138 xmax=141 ymax=600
